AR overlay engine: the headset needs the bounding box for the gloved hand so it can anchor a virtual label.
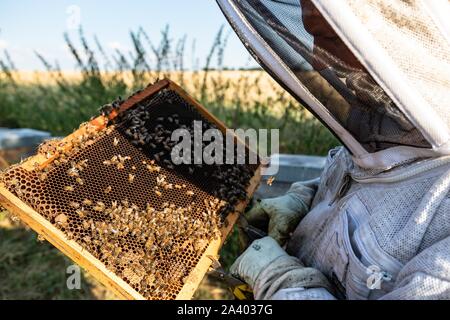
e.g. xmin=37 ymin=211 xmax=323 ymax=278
xmin=230 ymin=237 xmax=333 ymax=297
xmin=230 ymin=236 xmax=288 ymax=288
xmin=244 ymin=178 xmax=319 ymax=245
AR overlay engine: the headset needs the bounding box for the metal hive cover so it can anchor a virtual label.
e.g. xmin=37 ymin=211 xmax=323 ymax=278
xmin=0 ymin=79 xmax=261 ymax=300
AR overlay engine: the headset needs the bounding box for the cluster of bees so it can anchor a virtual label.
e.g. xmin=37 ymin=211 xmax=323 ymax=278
xmin=34 ymin=122 xmax=114 ymax=180
xmin=117 ymin=103 xmax=180 ymax=171
xmin=53 ymin=194 xmax=224 ymax=297
xmin=153 ymin=173 xmax=192 ymax=197
xmin=66 ymin=159 xmax=89 ymax=186
xmin=98 ymin=96 xmax=124 ymax=118
xmin=114 ymin=89 xmax=256 ymax=218
xmin=1 ymin=122 xmax=108 ymax=198
xmin=56 ymin=197 xmax=223 ymax=251
xmin=2 ymin=122 xmax=115 ymax=218
xmin=102 ymin=154 xmax=131 ymax=170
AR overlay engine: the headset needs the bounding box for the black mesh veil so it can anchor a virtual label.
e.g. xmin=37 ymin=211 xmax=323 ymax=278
xmin=219 ymin=0 xmax=430 ymax=153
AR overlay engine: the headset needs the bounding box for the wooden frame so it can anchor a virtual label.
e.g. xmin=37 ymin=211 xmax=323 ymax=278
xmin=0 ymin=79 xmax=262 ymax=300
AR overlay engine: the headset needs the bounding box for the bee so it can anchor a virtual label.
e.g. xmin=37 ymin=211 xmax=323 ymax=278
xmin=70 ymin=201 xmax=80 ymax=209
xmin=64 ymin=185 xmax=74 ymax=192
xmin=65 ymin=231 xmax=74 ymax=241
xmin=186 ymin=190 xmax=195 ymax=196
xmin=85 ymin=140 xmax=95 ymax=146
xmin=8 ymin=212 xmax=20 ymax=222
xmin=154 ymin=190 xmax=162 ymax=197
xmin=175 ymin=184 xmax=182 ymax=189
xmin=83 ymin=199 xmax=93 ymax=206
xmin=156 ymin=174 xmax=166 ymax=186
xmin=33 ymin=162 xmax=40 ymax=170
xmin=76 ymin=177 xmax=84 ymax=185
xmin=76 ymin=208 xmax=88 ymax=218
xmin=128 ymin=174 xmax=135 ymax=183
xmin=54 ymin=213 xmax=68 ymax=225
xmin=77 ymin=159 xmax=89 ymax=170
xmin=266 ymin=176 xmax=275 ymax=186
xmin=106 ymin=125 xmax=115 ymax=135
xmin=93 ymin=201 xmax=106 ymax=212
xmin=37 ymin=234 xmax=46 ymax=243
xmin=104 ymin=186 xmax=112 ymax=194
xmin=40 ymin=172 xmax=48 ymax=181
xmin=113 ymin=137 xmax=119 ymax=146
xmin=103 ymin=160 xmax=112 ymax=166
xmin=67 ymin=167 xmax=79 ymax=177
xmin=131 ymin=165 xmax=136 ymax=171
xmin=9 ymin=178 xmax=19 ymax=186
xmin=82 ymin=235 xmax=92 ymax=244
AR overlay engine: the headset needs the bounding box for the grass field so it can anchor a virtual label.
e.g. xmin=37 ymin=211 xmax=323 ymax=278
xmin=0 ymin=26 xmax=339 ymax=300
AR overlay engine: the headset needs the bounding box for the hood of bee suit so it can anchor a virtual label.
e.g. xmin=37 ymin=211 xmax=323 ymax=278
xmin=216 ymin=0 xmax=450 ymax=170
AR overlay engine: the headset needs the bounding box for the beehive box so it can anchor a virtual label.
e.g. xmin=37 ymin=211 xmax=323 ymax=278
xmin=0 ymin=79 xmax=261 ymax=300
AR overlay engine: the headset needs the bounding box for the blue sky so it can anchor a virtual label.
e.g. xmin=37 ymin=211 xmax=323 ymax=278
xmin=0 ymin=0 xmax=257 ymax=70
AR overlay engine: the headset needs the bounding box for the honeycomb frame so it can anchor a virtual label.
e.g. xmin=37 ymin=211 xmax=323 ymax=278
xmin=0 ymin=79 xmax=261 ymax=300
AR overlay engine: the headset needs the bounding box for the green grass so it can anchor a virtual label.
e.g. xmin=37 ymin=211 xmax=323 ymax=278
xmin=0 ymin=25 xmax=339 ymax=299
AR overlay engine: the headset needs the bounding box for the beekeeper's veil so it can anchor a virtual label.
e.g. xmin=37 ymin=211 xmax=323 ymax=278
xmin=217 ymin=0 xmax=450 ymax=169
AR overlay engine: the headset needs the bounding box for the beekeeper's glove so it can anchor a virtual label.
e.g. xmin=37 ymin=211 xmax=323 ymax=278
xmin=230 ymin=236 xmax=289 ymax=287
xmin=231 ymin=237 xmax=334 ymax=297
xmin=245 ymin=178 xmax=319 ymax=245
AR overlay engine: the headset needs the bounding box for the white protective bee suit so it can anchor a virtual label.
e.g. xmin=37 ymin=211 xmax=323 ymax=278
xmin=217 ymin=0 xmax=450 ymax=299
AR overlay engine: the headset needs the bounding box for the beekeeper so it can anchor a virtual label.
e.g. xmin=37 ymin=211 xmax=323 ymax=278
xmin=217 ymin=0 xmax=450 ymax=299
